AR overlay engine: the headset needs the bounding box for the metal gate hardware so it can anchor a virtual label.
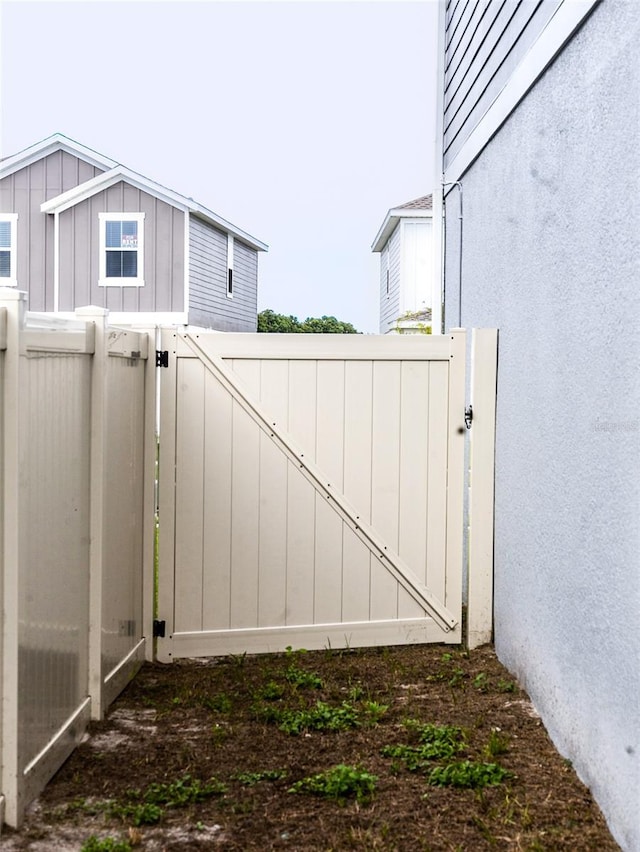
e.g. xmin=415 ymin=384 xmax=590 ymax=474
xmin=156 ymin=350 xmax=169 ymax=368
xmin=153 ymin=619 xmax=166 ymax=638
xmin=464 ymin=405 xmax=473 ymax=429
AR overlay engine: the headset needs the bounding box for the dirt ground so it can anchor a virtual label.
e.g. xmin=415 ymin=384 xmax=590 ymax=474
xmin=0 ymin=644 xmax=619 ymax=851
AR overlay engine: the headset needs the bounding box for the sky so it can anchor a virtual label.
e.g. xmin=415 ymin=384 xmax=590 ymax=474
xmin=0 ymin=0 xmax=439 ymax=333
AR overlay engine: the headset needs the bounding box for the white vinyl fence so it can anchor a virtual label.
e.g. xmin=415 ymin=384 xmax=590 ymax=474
xmin=0 ymin=290 xmax=156 ymax=828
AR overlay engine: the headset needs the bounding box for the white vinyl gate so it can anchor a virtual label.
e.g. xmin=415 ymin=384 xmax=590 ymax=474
xmin=157 ymin=329 xmax=471 ymax=660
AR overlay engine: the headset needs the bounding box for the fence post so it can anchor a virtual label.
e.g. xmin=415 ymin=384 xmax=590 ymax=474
xmin=0 ymin=289 xmax=27 ymax=826
xmin=447 ymin=328 xmax=467 ymax=642
xmin=76 ymin=306 xmax=109 ymax=720
xmin=467 ymin=329 xmax=498 ymax=649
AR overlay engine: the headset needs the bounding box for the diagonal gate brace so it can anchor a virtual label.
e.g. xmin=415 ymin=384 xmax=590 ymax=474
xmin=182 ymin=333 xmax=458 ymax=633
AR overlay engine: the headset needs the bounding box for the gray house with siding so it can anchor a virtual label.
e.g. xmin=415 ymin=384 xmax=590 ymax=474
xmin=0 ymin=134 xmax=267 ymax=329
xmin=371 ymin=195 xmax=433 ymax=334
xmin=437 ymin=0 xmax=639 ymax=849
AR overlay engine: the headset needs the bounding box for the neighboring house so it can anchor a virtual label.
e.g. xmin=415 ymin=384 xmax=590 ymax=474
xmin=437 ymin=1 xmax=639 ymax=849
xmin=371 ymin=195 xmax=433 ymax=334
xmin=0 ymin=134 xmax=268 ymax=329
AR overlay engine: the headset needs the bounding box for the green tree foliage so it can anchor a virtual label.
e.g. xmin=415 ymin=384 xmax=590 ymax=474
xmin=258 ymin=309 xmax=359 ymax=334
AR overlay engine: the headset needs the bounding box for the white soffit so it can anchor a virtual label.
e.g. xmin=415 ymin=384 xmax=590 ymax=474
xmin=443 ymin=0 xmax=601 ymax=192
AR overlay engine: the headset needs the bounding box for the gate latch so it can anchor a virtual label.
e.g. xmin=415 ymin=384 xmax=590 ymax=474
xmin=464 ymin=405 xmax=473 ymax=429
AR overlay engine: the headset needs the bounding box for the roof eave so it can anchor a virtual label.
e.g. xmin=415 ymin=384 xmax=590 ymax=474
xmin=371 ymin=207 xmax=432 ymax=252
xmin=1 ymin=133 xmax=117 ymax=180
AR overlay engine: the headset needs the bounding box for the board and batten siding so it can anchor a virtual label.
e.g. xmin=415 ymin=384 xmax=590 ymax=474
xmin=57 ymin=183 xmax=185 ymax=313
xmin=443 ymin=0 xmax=563 ymax=170
xmin=188 ymin=216 xmax=258 ymax=332
xmin=0 ymin=151 xmax=105 ymax=310
xmin=379 ymin=225 xmax=401 ymax=333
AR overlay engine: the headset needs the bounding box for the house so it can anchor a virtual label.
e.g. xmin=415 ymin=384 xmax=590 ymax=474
xmin=0 ymin=134 xmax=268 ymax=329
xmin=371 ymin=195 xmax=433 ymax=334
xmin=436 ymin=1 xmax=639 ymax=849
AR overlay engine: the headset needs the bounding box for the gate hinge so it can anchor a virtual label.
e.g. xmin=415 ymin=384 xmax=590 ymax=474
xmin=153 ymin=619 xmax=166 ymax=638
xmin=464 ymin=405 xmax=473 ymax=429
xmin=156 ymin=350 xmax=169 ymax=368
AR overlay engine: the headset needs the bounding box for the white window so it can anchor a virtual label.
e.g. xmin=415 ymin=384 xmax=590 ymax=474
xmin=0 ymin=214 xmax=18 ymax=285
xmin=99 ymin=212 xmax=145 ymax=286
xmin=227 ymin=234 xmax=234 ymax=298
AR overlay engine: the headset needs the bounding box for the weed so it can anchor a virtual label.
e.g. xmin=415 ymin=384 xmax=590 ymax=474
xmin=110 ymin=801 xmax=163 ymax=826
xmin=140 ymin=774 xmax=227 ymax=806
xmin=211 ymin=723 xmax=228 ymax=746
xmin=81 ymin=838 xmax=132 ymax=852
xmin=473 ymin=672 xmax=489 ymax=693
xmin=485 ymin=728 xmax=509 ymax=758
xmin=448 ymin=668 xmax=466 ymax=688
xmin=288 ymin=764 xmax=377 ymax=804
xmin=428 ymin=760 xmax=511 ymax=789
xmin=233 ymin=769 xmax=287 ymax=786
xmin=275 ymin=701 xmax=360 ymax=735
xmin=347 ymin=683 xmax=365 ymax=701
xmin=381 ymin=723 xmax=465 ymax=770
xmin=497 ymin=678 xmax=517 ymax=693
xmin=284 ymin=665 xmax=323 ymax=690
xmin=361 ymin=700 xmax=388 ymax=725
xmin=441 ymin=652 xmax=453 ymax=662
xmin=228 ymin=651 xmax=248 ymax=668
xmin=201 ymin=692 xmax=233 ymax=713
xmin=255 ymin=680 xmax=286 ymax=701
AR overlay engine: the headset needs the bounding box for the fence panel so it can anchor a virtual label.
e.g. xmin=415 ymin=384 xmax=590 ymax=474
xmin=0 ymin=292 xmax=154 ymax=827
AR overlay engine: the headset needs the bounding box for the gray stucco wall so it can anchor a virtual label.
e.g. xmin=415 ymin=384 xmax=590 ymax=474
xmin=443 ymin=2 xmax=640 ymax=848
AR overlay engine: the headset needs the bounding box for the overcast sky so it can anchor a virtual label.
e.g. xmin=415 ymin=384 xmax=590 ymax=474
xmin=0 ymin=0 xmax=439 ymax=333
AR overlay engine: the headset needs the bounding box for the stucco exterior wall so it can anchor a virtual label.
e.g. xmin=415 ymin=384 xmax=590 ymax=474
xmin=443 ymin=2 xmax=640 ymax=848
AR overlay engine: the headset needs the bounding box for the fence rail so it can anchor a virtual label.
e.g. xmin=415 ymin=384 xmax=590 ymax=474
xmin=0 ymin=290 xmax=156 ymax=828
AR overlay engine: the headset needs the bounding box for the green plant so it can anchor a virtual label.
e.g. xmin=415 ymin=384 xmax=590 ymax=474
xmin=275 ymin=701 xmax=360 ymax=735
xmin=255 ymin=680 xmax=286 ymax=701
xmin=284 ymin=665 xmax=323 ymax=690
xmin=485 ymin=728 xmax=509 ymax=757
xmin=140 ymin=774 xmax=226 ymax=806
xmin=233 ymin=769 xmax=287 ymax=786
xmin=428 ymin=760 xmax=511 ymax=789
xmin=110 ymin=801 xmax=163 ymax=826
xmin=288 ymin=764 xmax=377 ymax=804
xmin=381 ymin=722 xmax=466 ymax=770
xmin=361 ymin=700 xmax=389 ymax=725
xmin=201 ymin=692 xmax=233 ymax=713
xmin=448 ymin=668 xmax=466 ymax=688
xmin=497 ymin=679 xmax=517 ymax=693
xmin=473 ymin=672 xmax=489 ymax=693
xmin=81 ymin=838 xmax=132 ymax=852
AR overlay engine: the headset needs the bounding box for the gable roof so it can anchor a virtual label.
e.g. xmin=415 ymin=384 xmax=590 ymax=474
xmin=371 ymin=193 xmax=433 ymax=252
xmin=1 ymin=134 xmax=268 ymax=252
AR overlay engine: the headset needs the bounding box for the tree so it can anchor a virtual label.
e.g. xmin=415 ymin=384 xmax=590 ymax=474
xmin=258 ymin=309 xmax=359 ymax=334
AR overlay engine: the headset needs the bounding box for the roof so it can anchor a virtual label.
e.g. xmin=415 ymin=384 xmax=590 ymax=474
xmin=1 ymin=134 xmax=268 ymax=253
xmin=371 ymin=193 xmax=433 ymax=252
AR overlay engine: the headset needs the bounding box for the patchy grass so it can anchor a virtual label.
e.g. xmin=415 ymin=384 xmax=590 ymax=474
xmin=5 ymin=644 xmax=619 ymax=852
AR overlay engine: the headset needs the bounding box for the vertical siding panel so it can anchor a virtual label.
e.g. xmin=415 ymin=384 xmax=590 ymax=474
xmin=102 ymin=354 xmax=145 ymax=675
xmin=174 ymin=358 xmax=206 ymax=633
xmin=229 ymin=398 xmax=260 ymax=628
xmin=370 ymin=361 xmax=401 ymax=619
xmin=202 ymin=369 xmax=233 ymax=630
xmin=313 ymin=361 xmax=345 ymax=624
xmin=342 ymin=360 xmax=373 ymax=622
xmin=20 ymin=354 xmax=91 ymax=767
xmin=426 ymin=362 xmax=450 ymax=600
xmin=257 ymin=360 xmax=289 ymax=627
xmin=398 ymin=361 xmax=430 ymax=619
xmin=285 ymin=361 xmax=317 ymax=625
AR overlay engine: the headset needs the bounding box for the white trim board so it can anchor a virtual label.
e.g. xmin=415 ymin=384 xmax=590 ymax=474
xmin=443 ymin=0 xmax=601 ymax=191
